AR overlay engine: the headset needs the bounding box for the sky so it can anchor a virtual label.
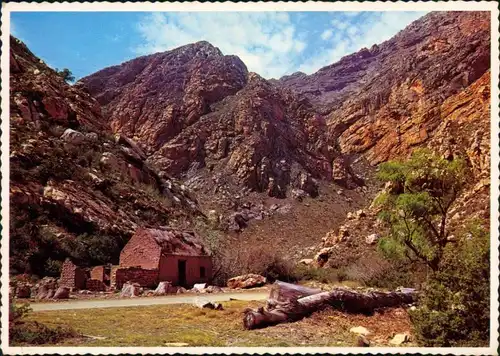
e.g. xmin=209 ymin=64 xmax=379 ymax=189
xmin=11 ymin=11 xmax=428 ymax=80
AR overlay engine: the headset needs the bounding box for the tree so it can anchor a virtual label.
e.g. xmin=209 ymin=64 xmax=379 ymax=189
xmin=375 ymin=149 xmax=467 ymax=271
xmin=56 ymin=68 xmax=75 ymax=83
xmin=409 ymin=222 xmax=489 ymax=346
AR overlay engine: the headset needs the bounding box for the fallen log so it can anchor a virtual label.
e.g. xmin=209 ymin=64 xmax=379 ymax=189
xmin=268 ymin=281 xmax=322 ymax=305
xmin=244 ymin=286 xmax=417 ymax=330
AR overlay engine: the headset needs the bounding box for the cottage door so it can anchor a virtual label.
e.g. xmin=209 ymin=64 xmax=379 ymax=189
xmin=178 ymin=260 xmax=187 ymax=287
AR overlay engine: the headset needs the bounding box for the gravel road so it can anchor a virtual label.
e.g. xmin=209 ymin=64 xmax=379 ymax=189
xmin=30 ymin=290 xmax=268 ymax=312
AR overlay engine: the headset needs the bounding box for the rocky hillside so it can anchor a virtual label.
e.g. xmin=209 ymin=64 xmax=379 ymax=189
xmin=280 ymin=11 xmax=490 ymax=165
xmin=9 ymin=36 xmax=203 ymax=276
xmin=9 ymin=10 xmax=491 ymax=277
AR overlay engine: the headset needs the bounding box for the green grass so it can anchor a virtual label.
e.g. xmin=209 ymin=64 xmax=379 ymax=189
xmin=22 ymin=300 xmax=415 ymax=347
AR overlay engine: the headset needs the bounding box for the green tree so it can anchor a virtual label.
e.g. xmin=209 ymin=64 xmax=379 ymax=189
xmin=56 ymin=68 xmax=75 ymax=83
xmin=375 ymin=149 xmax=467 ymax=271
xmin=410 ymin=222 xmax=490 ymax=346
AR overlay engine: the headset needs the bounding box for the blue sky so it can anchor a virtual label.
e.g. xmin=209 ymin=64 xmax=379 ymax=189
xmin=11 ymin=11 xmax=428 ymax=80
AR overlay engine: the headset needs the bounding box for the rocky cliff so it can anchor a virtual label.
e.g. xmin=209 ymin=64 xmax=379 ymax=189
xmin=9 ymin=36 xmax=203 ymax=275
xmin=279 ymin=11 xmax=490 ymax=166
xmin=9 ymin=10 xmax=492 ymax=276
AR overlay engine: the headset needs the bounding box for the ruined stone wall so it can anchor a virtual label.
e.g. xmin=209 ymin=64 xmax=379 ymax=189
xmin=86 ymin=279 xmax=106 ymax=291
xmin=115 ymin=267 xmax=159 ymax=289
xmin=59 ymin=258 xmax=86 ymax=290
xmin=90 ymin=266 xmax=105 ymax=281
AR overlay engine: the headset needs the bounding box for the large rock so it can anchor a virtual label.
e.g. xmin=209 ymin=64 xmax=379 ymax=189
xmin=389 ymin=333 xmax=410 ymax=345
xmin=120 ymin=282 xmax=141 ymax=297
xmin=154 ymin=281 xmax=177 ymax=295
xmin=227 ymin=274 xmax=266 ymax=289
xmin=60 ymin=128 xmax=85 ymax=145
xmin=15 ymin=284 xmax=32 ymax=298
xmin=53 ymin=286 xmax=70 ymax=299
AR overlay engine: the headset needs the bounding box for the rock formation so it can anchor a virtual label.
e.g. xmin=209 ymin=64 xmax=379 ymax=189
xmin=9 ymin=36 xmax=203 ymax=276
xmin=9 ymin=10 xmax=492 ymax=278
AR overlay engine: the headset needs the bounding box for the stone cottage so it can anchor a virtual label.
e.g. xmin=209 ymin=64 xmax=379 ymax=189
xmin=115 ymin=227 xmax=212 ymax=288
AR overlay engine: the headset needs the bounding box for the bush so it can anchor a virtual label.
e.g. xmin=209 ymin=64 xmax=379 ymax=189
xmin=10 ymin=321 xmax=78 ymax=345
xmin=409 ymin=223 xmax=489 ymax=346
xmin=9 ymin=299 xmax=78 ymax=345
xmin=293 ymin=265 xmax=343 ymax=284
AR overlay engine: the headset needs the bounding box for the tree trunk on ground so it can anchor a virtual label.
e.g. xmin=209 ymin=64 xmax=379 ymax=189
xmin=267 ymin=281 xmax=322 ymax=308
xmin=243 ymin=284 xmax=417 ymax=330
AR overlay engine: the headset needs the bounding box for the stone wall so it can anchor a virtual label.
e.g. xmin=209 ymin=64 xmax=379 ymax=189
xmin=86 ymin=279 xmax=106 ymax=292
xmin=59 ymin=258 xmax=86 ymax=290
xmin=90 ymin=266 xmax=105 ymax=281
xmin=115 ymin=267 xmax=159 ymax=289
xmin=110 ymin=265 xmax=119 ymax=290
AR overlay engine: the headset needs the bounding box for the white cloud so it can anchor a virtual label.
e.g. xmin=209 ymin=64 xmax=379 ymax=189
xmin=321 ymin=29 xmax=333 ymax=41
xmin=134 ymin=11 xmax=428 ymax=79
xmin=134 ymin=12 xmax=307 ymax=79
xmin=300 ymin=11 xmax=428 ymax=75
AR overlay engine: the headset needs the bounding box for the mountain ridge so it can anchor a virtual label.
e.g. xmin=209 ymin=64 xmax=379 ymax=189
xmin=8 ymin=10 xmax=491 ymax=277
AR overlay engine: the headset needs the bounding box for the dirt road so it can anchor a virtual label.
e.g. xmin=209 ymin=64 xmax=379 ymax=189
xmin=30 ymin=290 xmax=268 ymax=312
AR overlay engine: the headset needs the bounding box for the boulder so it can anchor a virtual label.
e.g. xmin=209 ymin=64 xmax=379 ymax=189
xmin=120 ymin=282 xmax=141 ymax=297
xmin=291 ymin=188 xmax=308 ymax=201
xmin=227 ymin=212 xmax=248 ymax=232
xmin=85 ymin=132 xmax=99 ymax=142
xmin=365 ymin=233 xmax=380 ymax=245
xmin=205 ymin=285 xmax=224 ymax=293
xmin=15 ymin=284 xmax=32 ymax=298
xmin=227 ymin=274 xmax=266 ymax=289
xmin=154 ymin=281 xmax=177 ymax=295
xmin=389 ymin=333 xmax=409 ymax=345
xmin=298 ymin=258 xmax=314 ymax=266
xmin=53 ymin=286 xmax=70 ymax=299
xmin=61 ymin=128 xmax=85 ymax=145
xmin=350 ymin=326 xmax=371 ymax=335
xmin=314 ymin=247 xmax=334 ymax=267
xmin=356 ymin=335 xmax=371 ymax=347
xmin=100 ymin=152 xmax=120 ymax=171
xmin=194 ymin=298 xmax=224 ymax=310
xmin=45 ymin=289 xmax=55 ymax=299
xmin=176 ymin=287 xmax=188 ymax=294
xmin=296 ymin=172 xmax=319 ymax=198
xmin=192 ymin=283 xmax=207 ymax=292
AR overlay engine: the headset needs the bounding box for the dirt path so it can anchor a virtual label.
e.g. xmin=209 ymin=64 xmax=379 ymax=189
xmin=30 ymin=290 xmax=268 ymax=312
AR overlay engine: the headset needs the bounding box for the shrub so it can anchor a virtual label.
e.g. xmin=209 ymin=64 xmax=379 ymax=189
xmin=376 ymin=149 xmax=467 ymax=271
xmin=409 ymin=222 xmax=489 ymax=346
xmin=10 ymin=321 xmax=78 ymax=345
xmin=9 ymin=299 xmax=78 ymax=345
xmin=56 ymin=68 xmax=75 ymax=83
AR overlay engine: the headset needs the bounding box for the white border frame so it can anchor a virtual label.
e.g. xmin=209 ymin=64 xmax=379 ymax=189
xmin=1 ymin=1 xmax=499 ymax=355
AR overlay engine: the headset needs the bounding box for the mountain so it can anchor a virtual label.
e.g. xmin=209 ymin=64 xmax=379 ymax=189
xmin=9 ymin=36 xmax=203 ymax=275
xmin=9 ymin=10 xmax=491 ymax=277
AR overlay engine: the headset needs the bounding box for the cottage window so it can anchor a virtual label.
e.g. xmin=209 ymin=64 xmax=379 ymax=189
xmin=200 ymin=266 xmax=206 ymax=278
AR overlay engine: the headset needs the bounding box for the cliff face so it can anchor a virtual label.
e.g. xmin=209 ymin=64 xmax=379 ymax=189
xmin=9 ymin=10 xmax=492 ymax=275
xmin=9 ymin=36 xmax=203 ymax=275
xmin=279 ymin=11 xmax=490 ymax=166
xmin=79 ymin=43 xmax=337 ymax=200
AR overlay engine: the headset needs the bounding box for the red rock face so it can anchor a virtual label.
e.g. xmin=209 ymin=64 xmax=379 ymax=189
xmin=9 ymin=36 xmax=204 ymax=276
xmin=80 ymin=41 xmax=248 ymax=153
xmin=79 ymin=11 xmax=490 ymax=202
xmin=80 ymin=44 xmax=332 ymax=198
xmin=9 ymin=10 xmax=492 ymax=277
xmin=279 ymin=11 xmax=490 ymax=166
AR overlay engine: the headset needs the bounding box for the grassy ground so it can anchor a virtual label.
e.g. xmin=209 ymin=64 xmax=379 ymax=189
xmin=19 ymin=300 xmax=415 ymax=347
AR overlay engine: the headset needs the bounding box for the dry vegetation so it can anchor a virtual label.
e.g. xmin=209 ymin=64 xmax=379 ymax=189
xmin=20 ymin=300 xmax=415 ymax=347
